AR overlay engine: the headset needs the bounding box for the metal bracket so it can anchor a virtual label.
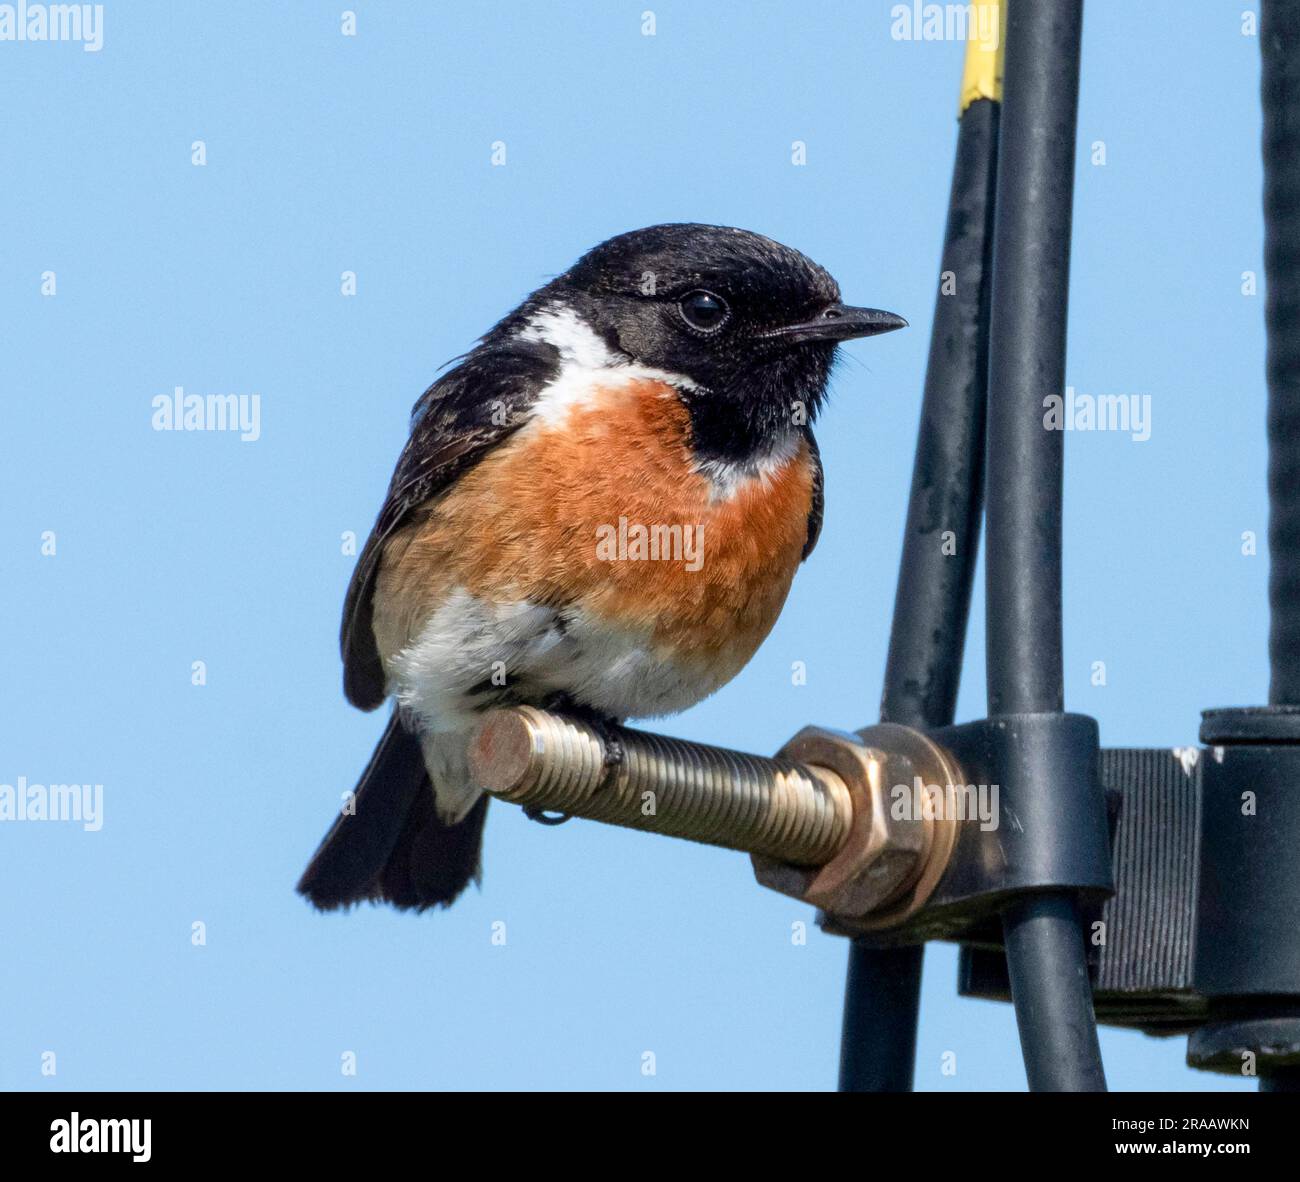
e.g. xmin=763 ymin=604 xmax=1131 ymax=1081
xmin=957 ymin=706 xmax=1300 ymax=1075
xmin=825 ymin=713 xmax=1113 ymax=944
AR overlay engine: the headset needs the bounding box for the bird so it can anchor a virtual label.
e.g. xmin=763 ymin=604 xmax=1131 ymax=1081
xmin=297 ymin=223 xmax=906 ymax=913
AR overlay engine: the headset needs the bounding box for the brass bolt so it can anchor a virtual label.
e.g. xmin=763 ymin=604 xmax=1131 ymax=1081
xmin=467 ymin=707 xmax=963 ymax=929
xmin=468 ymin=706 xmax=852 ymax=866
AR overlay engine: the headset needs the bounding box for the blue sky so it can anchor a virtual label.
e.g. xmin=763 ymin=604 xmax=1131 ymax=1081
xmin=0 ymin=1 xmax=1264 ymax=1090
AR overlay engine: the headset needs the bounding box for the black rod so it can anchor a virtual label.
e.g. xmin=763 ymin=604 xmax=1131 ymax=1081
xmin=1257 ymin=0 xmax=1300 ymax=1096
xmin=984 ymin=0 xmax=1106 ymax=1091
xmin=880 ymin=98 xmax=1000 ymax=729
xmin=985 ymin=2 xmax=1071 ymax=718
xmin=1001 ymin=895 xmax=1105 ymax=1091
xmin=838 ymin=943 xmax=925 ymax=1091
xmin=1263 ymin=0 xmax=1300 ymax=706
xmin=838 ymin=94 xmax=1001 ymax=1093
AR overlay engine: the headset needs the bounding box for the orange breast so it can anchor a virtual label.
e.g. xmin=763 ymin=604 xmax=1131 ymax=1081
xmin=374 ymin=378 xmax=815 ymax=686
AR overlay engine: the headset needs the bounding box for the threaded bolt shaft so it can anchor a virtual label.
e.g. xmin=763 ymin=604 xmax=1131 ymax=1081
xmin=468 ymin=706 xmax=852 ymax=866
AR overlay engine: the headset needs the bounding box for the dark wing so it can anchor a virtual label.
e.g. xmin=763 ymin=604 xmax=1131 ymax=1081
xmin=341 ymin=342 xmax=559 ymax=709
xmin=801 ymin=426 xmax=825 ymax=561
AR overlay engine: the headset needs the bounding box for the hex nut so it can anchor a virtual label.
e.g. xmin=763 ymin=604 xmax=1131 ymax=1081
xmin=752 ymin=723 xmax=962 ymax=928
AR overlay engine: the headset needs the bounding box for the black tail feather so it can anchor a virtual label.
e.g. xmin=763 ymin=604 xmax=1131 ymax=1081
xmin=297 ymin=712 xmax=488 ymax=912
xmin=380 ymin=789 xmax=489 ymax=909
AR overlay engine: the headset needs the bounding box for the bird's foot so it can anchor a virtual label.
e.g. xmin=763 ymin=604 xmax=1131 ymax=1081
xmin=538 ymin=693 xmax=625 ymax=790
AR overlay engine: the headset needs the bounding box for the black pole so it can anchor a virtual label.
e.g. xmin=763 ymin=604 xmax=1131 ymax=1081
xmin=985 ymin=3 xmax=1070 ymax=719
xmin=838 ymin=93 xmax=1001 ymax=1091
xmin=880 ymin=98 xmax=1000 ymax=731
xmin=1257 ymin=0 xmax=1300 ymax=1095
xmin=838 ymin=943 xmax=925 ymax=1091
xmin=1263 ymin=0 xmax=1300 ymax=706
xmin=984 ymin=0 xmax=1107 ymax=1091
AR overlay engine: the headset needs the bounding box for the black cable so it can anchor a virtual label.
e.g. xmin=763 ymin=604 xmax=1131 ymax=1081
xmin=1002 ymin=895 xmax=1106 ymax=1091
xmin=838 ymin=943 xmax=925 ymax=1092
xmin=838 ymin=96 xmax=1001 ymax=1093
xmin=1263 ymin=0 xmax=1300 ymax=707
xmin=985 ymin=2 xmax=1074 ymax=718
xmin=985 ymin=0 xmax=1107 ymax=1092
xmin=882 ymin=97 xmax=1000 ymax=730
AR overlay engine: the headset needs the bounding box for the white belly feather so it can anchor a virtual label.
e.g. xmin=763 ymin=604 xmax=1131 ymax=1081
xmin=387 ymin=588 xmax=724 ymax=822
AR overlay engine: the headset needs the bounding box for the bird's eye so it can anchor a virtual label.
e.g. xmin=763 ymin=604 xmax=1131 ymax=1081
xmin=678 ymin=290 xmax=729 ymax=333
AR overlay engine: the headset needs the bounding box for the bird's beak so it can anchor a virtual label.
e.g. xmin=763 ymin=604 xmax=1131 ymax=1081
xmin=767 ymin=304 xmax=908 ymax=344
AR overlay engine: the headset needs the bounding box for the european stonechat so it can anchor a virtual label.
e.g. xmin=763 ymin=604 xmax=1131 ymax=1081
xmin=298 ymin=223 xmax=905 ymax=912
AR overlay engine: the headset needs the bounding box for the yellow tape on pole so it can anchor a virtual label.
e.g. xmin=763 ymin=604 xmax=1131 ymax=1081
xmin=959 ymin=0 xmax=1006 ymax=113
